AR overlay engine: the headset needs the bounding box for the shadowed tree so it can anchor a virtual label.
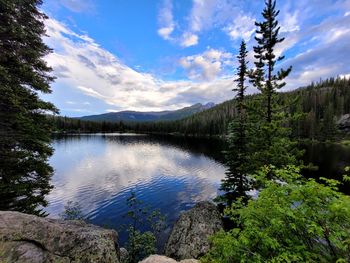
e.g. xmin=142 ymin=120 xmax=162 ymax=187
xmin=220 ymin=40 xmax=251 ymax=203
xmin=250 ymin=0 xmax=292 ymax=124
xmin=0 ymin=0 xmax=58 ymax=215
xmin=248 ymin=0 xmax=302 ymax=172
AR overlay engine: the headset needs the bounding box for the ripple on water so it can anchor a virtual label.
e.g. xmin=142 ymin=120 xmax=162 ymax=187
xmin=47 ymin=134 xmax=226 ymax=244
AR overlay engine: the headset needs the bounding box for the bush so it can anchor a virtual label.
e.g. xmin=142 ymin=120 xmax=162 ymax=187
xmin=123 ymin=191 xmax=166 ymax=263
xmin=125 ymin=227 xmax=156 ymax=263
xmin=203 ymin=166 xmax=350 ymax=263
xmin=60 ymin=201 xmax=85 ymax=220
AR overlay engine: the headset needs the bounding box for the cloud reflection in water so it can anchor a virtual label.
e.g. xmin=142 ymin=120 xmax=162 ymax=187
xmin=47 ymin=134 xmax=226 ymax=226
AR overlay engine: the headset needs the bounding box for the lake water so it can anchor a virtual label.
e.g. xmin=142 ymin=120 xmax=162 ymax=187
xmin=47 ymin=134 xmax=226 ymax=245
xmin=46 ymin=134 xmax=350 ymax=245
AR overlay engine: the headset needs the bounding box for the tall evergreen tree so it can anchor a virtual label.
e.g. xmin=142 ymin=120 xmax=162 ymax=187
xmin=249 ymin=0 xmax=301 ymax=171
xmin=250 ymin=0 xmax=292 ymax=124
xmin=0 ymin=0 xmax=57 ymax=215
xmin=220 ymin=41 xmax=251 ymax=202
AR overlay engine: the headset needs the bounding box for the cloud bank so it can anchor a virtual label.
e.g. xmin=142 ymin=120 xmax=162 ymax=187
xmin=44 ymin=0 xmax=350 ymax=114
xmin=44 ymin=18 xmax=236 ymax=112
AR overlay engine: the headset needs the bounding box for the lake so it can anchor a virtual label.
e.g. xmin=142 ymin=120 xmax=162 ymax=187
xmin=46 ymin=134 xmax=350 ymax=245
xmin=46 ymin=134 xmax=226 ymax=245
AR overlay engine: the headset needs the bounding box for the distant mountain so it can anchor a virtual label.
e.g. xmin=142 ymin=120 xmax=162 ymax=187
xmin=78 ymin=102 xmax=215 ymax=122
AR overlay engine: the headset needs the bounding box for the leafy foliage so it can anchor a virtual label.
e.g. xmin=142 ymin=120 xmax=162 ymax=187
xmin=0 ymin=0 xmax=57 ymax=215
xmin=203 ymin=166 xmax=350 ymax=263
xmin=60 ymin=201 xmax=85 ymax=221
xmin=123 ymin=191 xmax=165 ymax=263
xmin=205 ymin=2 xmax=350 ymax=262
xmin=125 ymin=227 xmax=156 ymax=263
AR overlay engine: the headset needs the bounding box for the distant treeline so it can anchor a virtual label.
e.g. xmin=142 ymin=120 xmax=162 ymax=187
xmin=48 ymin=116 xmax=128 ymax=133
xmin=50 ymin=77 xmax=350 ymax=140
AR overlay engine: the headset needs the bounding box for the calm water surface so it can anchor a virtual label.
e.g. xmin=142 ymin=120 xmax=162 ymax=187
xmin=46 ymin=134 xmax=350 ymax=244
xmin=47 ymin=134 xmax=226 ymax=244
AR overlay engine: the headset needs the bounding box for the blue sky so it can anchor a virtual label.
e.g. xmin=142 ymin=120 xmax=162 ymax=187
xmin=41 ymin=0 xmax=350 ymax=116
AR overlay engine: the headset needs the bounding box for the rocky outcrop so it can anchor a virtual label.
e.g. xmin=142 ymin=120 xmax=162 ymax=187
xmin=165 ymin=201 xmax=223 ymax=260
xmin=0 ymin=211 xmax=120 ymax=263
xmin=120 ymin=247 xmax=129 ymax=263
xmin=140 ymin=255 xmax=199 ymax=263
xmin=338 ymin=114 xmax=350 ymax=131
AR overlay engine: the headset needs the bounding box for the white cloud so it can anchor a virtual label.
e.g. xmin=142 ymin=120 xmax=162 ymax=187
xmin=181 ymin=0 xmax=238 ymax=47
xmin=157 ymin=0 xmax=175 ymax=40
xmin=160 ymin=0 xmax=239 ymax=47
xmin=188 ymin=0 xmax=219 ymax=32
xmin=281 ymin=14 xmax=350 ymax=90
xmin=158 ymin=27 xmax=174 ymax=40
xmin=340 ymin=73 xmax=350 ymax=79
xmin=281 ymin=11 xmax=300 ymax=32
xmin=224 ymin=14 xmax=256 ymax=41
xmin=44 ymin=0 xmax=350 ymax=114
xmin=47 ymin=0 xmax=95 ymax=13
xmin=179 ymin=48 xmax=233 ymax=81
xmin=326 ymin=27 xmax=350 ymax=43
xmin=44 ymin=18 xmax=237 ymax=112
xmin=180 ymin=32 xmax=199 ymax=47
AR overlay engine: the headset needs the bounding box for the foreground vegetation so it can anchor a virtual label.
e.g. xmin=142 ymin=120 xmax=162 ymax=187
xmin=0 ymin=0 xmax=57 ymax=215
xmin=205 ymin=0 xmax=350 ymax=262
xmin=204 ymin=166 xmax=350 ymax=262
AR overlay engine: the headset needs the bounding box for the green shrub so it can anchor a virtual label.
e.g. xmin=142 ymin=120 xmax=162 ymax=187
xmin=340 ymin=140 xmax=350 ymax=146
xmin=60 ymin=201 xmax=85 ymax=220
xmin=123 ymin=191 xmax=166 ymax=263
xmin=203 ymin=166 xmax=350 ymax=263
xmin=125 ymin=227 xmax=156 ymax=263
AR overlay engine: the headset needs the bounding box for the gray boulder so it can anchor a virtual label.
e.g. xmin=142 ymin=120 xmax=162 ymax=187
xmin=120 ymin=247 xmax=129 ymax=263
xmin=0 ymin=211 xmax=120 ymax=262
xmin=139 ymin=255 xmax=199 ymax=263
xmin=165 ymin=201 xmax=223 ymax=260
xmin=338 ymin=114 xmax=350 ymax=131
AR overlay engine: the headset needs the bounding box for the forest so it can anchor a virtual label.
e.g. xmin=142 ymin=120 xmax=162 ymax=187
xmin=51 ymin=77 xmax=350 ymax=141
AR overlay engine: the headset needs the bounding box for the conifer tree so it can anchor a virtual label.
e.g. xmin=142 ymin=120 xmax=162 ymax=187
xmin=220 ymin=41 xmax=251 ymax=202
xmin=250 ymin=0 xmax=292 ymax=124
xmin=0 ymin=0 xmax=57 ymax=215
xmin=249 ymin=0 xmax=301 ymax=171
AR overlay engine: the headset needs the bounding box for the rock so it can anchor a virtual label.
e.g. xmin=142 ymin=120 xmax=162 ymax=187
xmin=140 ymin=255 xmax=177 ymax=263
xmin=338 ymin=114 xmax=350 ymax=131
xmin=120 ymin=247 xmax=129 ymax=263
xmin=165 ymin=201 xmax=223 ymax=260
xmin=0 ymin=211 xmax=120 ymax=263
xmin=139 ymin=255 xmax=199 ymax=263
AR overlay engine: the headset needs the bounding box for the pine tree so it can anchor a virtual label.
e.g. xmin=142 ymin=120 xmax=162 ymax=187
xmin=250 ymin=0 xmax=292 ymax=124
xmin=249 ymin=0 xmax=302 ymax=171
xmin=0 ymin=0 xmax=58 ymax=215
xmin=220 ymin=41 xmax=251 ymax=202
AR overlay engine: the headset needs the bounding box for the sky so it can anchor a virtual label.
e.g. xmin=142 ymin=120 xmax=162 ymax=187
xmin=41 ymin=0 xmax=350 ymax=117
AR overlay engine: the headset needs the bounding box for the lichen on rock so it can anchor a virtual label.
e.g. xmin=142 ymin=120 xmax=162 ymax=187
xmin=0 ymin=211 xmax=120 ymax=263
xmin=165 ymin=201 xmax=223 ymax=260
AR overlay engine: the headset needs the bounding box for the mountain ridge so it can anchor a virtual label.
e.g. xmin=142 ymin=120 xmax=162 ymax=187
xmin=78 ymin=102 xmax=215 ymax=122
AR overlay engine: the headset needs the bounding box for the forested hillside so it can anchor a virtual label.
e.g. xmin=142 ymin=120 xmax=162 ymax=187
xmin=79 ymin=102 xmax=215 ymax=122
xmin=132 ymin=77 xmax=350 ymax=139
xmin=51 ymin=77 xmax=350 ymax=140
